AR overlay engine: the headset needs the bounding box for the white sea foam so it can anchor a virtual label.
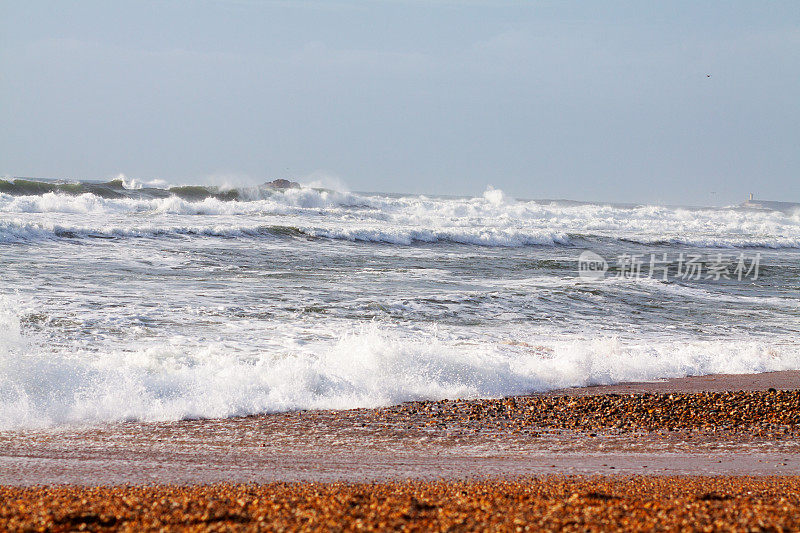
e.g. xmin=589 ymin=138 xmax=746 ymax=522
xmin=0 ymin=295 xmax=798 ymax=429
xmin=2 ymin=187 xmax=800 ymax=247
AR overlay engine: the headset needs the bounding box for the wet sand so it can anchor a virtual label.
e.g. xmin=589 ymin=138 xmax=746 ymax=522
xmin=1 ymin=371 xmax=799 ymax=485
xmin=550 ymin=369 xmax=800 ymax=395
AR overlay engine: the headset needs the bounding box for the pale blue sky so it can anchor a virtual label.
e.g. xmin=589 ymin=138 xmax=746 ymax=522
xmin=1 ymin=1 xmax=798 ymax=204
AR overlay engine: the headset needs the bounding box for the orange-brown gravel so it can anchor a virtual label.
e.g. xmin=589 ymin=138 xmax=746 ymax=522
xmin=2 ymin=477 xmax=800 ymax=531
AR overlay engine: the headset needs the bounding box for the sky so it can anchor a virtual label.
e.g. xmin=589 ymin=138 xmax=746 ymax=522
xmin=1 ymin=1 xmax=798 ymax=204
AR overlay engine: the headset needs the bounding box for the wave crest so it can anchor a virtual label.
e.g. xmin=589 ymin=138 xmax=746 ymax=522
xmin=1 ymin=303 xmax=798 ymax=429
xmin=2 ymin=182 xmax=800 ymax=248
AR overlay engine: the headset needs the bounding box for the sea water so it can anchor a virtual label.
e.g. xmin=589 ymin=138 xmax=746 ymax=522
xmin=1 ymin=179 xmax=799 ymax=428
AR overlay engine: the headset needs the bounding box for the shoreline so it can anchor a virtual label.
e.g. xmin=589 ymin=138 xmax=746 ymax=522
xmin=1 ymin=370 xmax=799 ymax=485
xmin=546 ymin=370 xmax=800 ymax=396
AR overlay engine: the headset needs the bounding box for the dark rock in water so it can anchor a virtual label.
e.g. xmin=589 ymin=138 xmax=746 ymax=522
xmin=266 ymin=179 xmax=301 ymax=189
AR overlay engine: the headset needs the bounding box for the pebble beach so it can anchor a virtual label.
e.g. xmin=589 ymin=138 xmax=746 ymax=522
xmin=3 ymin=477 xmax=800 ymax=531
xmin=2 ymin=373 xmax=800 ymax=530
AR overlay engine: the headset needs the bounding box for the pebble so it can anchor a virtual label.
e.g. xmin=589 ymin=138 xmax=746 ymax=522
xmin=373 ymin=389 xmax=800 ymax=435
xmin=3 ymin=477 xmax=800 ymax=531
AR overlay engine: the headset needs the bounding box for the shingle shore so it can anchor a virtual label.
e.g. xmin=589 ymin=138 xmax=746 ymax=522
xmin=372 ymin=389 xmax=800 ymax=435
xmin=2 ymin=477 xmax=800 ymax=531
xmin=3 ymin=389 xmax=800 ymax=529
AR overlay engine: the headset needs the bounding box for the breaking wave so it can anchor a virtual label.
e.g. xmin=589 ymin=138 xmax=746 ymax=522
xmin=1 ymin=295 xmax=798 ymax=429
xmin=1 ymin=180 xmax=800 ymax=248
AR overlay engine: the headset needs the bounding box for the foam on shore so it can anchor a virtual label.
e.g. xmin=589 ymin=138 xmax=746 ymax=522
xmin=2 ymin=295 xmax=798 ymax=429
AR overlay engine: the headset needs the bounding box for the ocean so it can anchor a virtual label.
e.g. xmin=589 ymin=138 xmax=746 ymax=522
xmin=1 ymin=178 xmax=799 ymax=428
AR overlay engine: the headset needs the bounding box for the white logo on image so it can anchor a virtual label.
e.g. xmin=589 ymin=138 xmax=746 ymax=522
xmin=578 ymin=250 xmax=608 ymax=280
